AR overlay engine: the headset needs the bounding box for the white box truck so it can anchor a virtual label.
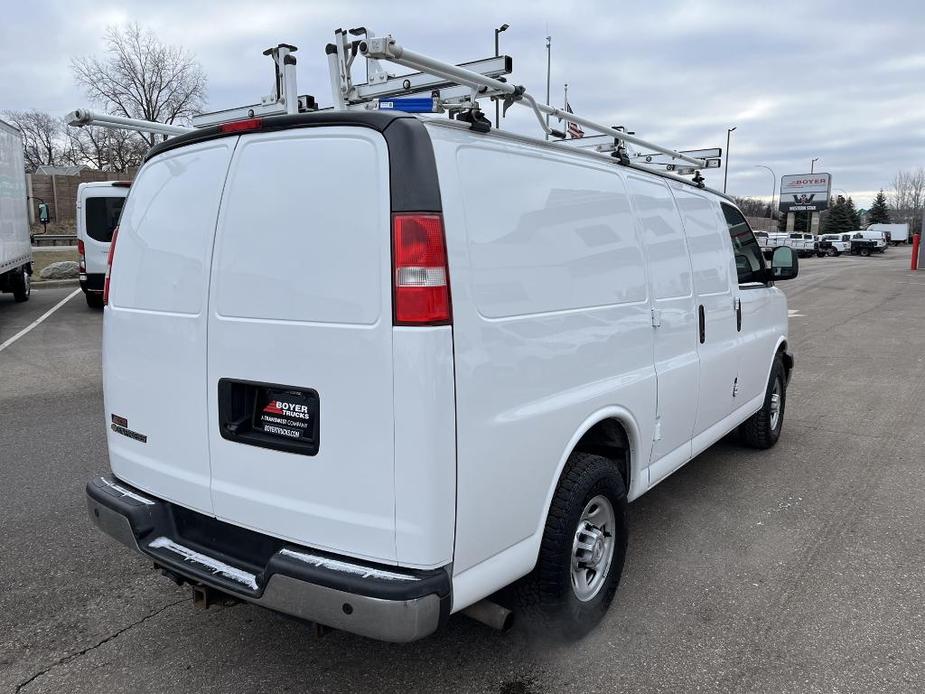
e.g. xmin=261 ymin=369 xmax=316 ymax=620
xmin=0 ymin=118 xmax=32 ymax=302
xmin=867 ymin=223 xmax=909 ymax=245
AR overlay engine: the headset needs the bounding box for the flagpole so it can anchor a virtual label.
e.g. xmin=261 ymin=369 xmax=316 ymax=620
xmin=544 ymin=34 xmax=551 ymax=141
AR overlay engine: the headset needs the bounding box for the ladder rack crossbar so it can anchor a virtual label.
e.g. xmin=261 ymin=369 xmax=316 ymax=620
xmin=359 ymin=37 xmax=706 ymax=169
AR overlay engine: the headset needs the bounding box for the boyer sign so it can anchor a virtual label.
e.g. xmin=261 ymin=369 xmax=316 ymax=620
xmin=779 ymin=173 xmax=832 ymax=214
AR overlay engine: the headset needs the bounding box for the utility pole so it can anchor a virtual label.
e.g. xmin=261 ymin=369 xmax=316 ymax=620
xmin=723 ymin=126 xmax=736 ymax=194
xmin=493 ymin=24 xmax=509 ymax=129
xmin=811 ymin=157 xmax=819 ymax=173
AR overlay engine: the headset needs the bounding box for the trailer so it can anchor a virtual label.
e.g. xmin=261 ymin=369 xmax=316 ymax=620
xmin=0 ymin=119 xmax=32 ymax=302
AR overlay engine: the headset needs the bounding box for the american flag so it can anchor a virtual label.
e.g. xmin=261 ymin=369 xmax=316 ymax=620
xmin=566 ymin=102 xmax=584 ymax=139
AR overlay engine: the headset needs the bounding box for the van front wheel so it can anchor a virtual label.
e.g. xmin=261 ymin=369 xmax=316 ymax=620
xmin=739 ymin=355 xmax=786 ymax=449
xmin=514 ymin=452 xmax=627 ymax=640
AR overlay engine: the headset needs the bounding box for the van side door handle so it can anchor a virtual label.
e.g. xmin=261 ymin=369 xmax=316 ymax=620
xmin=698 ymin=304 xmax=705 ymax=344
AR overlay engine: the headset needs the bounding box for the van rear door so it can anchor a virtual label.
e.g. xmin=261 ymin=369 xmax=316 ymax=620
xmin=206 ymin=127 xmax=398 ymax=564
xmin=105 ymin=139 xmax=238 ymax=514
xmin=80 ymin=187 xmax=127 ymax=275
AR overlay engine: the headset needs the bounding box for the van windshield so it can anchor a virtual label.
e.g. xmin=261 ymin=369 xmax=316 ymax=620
xmin=85 ymin=196 xmax=126 ymax=243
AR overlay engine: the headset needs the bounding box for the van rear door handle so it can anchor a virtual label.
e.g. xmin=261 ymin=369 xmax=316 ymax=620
xmin=735 ymin=297 xmax=742 ymax=332
xmin=698 ymin=304 xmax=705 ymax=344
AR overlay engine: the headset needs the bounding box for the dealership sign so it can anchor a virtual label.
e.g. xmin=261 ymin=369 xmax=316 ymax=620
xmin=779 ymin=173 xmax=832 ymax=213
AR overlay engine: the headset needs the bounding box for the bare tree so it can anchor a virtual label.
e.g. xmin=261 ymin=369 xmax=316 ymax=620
xmin=65 ymin=126 xmax=146 ymax=172
xmin=71 ymin=23 xmax=207 ymax=146
xmin=2 ymin=110 xmax=66 ymax=171
xmin=889 ymin=168 xmax=925 ymax=234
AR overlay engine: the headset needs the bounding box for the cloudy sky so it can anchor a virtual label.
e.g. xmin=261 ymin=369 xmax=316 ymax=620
xmin=3 ymin=0 xmax=924 ymax=207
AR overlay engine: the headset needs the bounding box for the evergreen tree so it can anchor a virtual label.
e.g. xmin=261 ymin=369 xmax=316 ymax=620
xmin=867 ymin=189 xmax=891 ymax=225
xmin=822 ymin=196 xmax=855 ymax=234
xmin=846 ymin=197 xmax=861 ymax=229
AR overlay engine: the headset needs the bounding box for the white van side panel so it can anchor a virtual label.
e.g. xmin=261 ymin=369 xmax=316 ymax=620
xmin=428 ymin=126 xmax=657 ymax=582
xmin=206 ymin=128 xmax=400 ymax=564
xmin=105 ymin=139 xmax=238 ymax=514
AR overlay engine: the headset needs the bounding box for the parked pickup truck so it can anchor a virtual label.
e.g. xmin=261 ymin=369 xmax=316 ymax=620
xmin=756 ymin=231 xmax=790 ymax=258
xmin=816 ymin=233 xmax=851 ymax=257
xmin=850 ymin=230 xmax=888 ymax=256
xmin=788 ymin=232 xmax=818 ymax=258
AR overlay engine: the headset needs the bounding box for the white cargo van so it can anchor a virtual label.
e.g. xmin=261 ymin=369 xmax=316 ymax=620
xmin=0 ymin=118 xmax=32 ymax=303
xmin=86 ymin=111 xmax=798 ymax=642
xmin=76 ymin=181 xmax=129 ymax=308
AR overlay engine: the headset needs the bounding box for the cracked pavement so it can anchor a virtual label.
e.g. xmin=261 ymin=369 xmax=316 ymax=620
xmin=1 ymin=253 xmax=924 ymax=693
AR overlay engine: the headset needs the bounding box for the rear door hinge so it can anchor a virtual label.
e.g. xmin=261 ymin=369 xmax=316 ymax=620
xmin=650 ymin=308 xmax=662 ymax=328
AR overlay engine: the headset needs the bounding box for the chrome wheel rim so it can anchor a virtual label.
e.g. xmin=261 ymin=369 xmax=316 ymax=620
xmin=769 ymin=378 xmax=783 ymax=430
xmin=570 ymin=495 xmax=616 ymax=602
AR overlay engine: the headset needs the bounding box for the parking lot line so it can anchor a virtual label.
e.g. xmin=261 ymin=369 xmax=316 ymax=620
xmin=0 ymin=288 xmax=81 ymax=353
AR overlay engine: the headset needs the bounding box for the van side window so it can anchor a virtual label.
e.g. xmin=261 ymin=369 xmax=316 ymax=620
xmin=721 ymin=204 xmax=766 ymax=285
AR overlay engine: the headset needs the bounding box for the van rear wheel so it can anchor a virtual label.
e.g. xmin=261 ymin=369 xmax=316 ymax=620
xmin=739 ymin=355 xmax=786 ymax=449
xmin=512 ymin=452 xmax=627 ymax=640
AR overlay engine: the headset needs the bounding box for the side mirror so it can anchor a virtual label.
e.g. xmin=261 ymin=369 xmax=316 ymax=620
xmin=770 ymin=246 xmax=798 ymax=281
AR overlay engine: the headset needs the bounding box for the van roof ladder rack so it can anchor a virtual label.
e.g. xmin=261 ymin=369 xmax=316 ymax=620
xmin=328 ymin=29 xmax=711 ymax=174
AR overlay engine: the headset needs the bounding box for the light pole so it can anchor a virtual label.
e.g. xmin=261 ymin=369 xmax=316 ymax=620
xmin=811 ymin=157 xmax=819 ymax=173
xmin=723 ymin=126 xmax=737 ymax=194
xmin=755 ymin=165 xmax=776 ymax=227
xmin=494 ymin=24 xmax=509 ymax=129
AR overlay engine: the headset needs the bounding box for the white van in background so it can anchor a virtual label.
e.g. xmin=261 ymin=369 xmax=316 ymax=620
xmin=76 ymin=181 xmax=130 ymax=308
xmin=86 ymin=111 xmax=798 ymax=642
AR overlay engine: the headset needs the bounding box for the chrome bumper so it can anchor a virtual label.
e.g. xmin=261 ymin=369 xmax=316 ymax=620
xmin=86 ymin=476 xmax=450 ymax=642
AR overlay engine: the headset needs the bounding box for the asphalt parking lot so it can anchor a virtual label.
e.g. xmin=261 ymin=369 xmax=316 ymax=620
xmin=2 ymin=252 xmax=924 ymax=693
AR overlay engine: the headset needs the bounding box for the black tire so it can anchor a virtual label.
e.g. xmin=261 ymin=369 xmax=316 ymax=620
xmin=816 ymin=251 xmax=825 ymax=258
xmin=860 ymin=247 xmax=871 ymax=257
xmin=739 ymin=355 xmax=786 ymax=449
xmin=826 ymin=247 xmax=838 ymax=257
xmin=85 ymin=292 xmax=104 ymax=309
xmin=12 ymin=265 xmax=30 ymax=302
xmin=512 ymin=452 xmax=628 ymax=640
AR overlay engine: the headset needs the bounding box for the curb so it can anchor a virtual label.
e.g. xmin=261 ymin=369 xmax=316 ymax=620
xmin=32 ymin=279 xmax=80 ymax=289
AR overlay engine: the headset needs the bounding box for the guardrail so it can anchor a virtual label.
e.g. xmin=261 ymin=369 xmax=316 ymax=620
xmin=32 ymin=235 xmax=78 ymax=247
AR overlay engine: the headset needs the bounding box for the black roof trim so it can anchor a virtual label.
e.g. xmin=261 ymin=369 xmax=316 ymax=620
xmin=144 ymin=111 xmax=442 ymax=213
xmin=145 ymin=111 xmax=414 ymax=162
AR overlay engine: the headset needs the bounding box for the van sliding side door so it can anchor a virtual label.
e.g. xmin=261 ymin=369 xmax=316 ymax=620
xmin=627 ymin=175 xmax=698 ymax=485
xmin=670 ymin=184 xmax=739 ymax=448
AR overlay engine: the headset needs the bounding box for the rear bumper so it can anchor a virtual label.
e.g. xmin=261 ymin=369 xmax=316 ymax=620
xmin=86 ymin=475 xmax=451 ymax=642
xmin=79 ymin=272 xmax=104 ymax=293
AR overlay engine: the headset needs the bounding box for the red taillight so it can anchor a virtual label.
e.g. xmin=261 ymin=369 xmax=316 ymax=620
xmin=392 ymin=213 xmax=451 ymax=325
xmin=103 ymin=225 xmax=119 ymax=306
xmin=219 ymin=118 xmax=263 ymax=133
xmin=77 ymin=239 xmax=85 ymax=256
xmin=77 ymin=240 xmax=86 ymax=272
